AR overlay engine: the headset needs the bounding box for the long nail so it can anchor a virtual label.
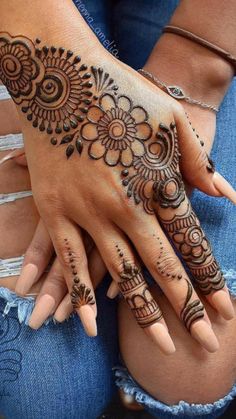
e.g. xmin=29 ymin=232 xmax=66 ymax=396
xmin=15 ymin=263 xmax=38 ymax=296
xmin=107 ymin=281 xmax=119 ymax=299
xmin=213 ymin=172 xmax=236 ymax=205
xmin=54 ymin=294 xmax=73 ymax=323
xmin=210 ymin=290 xmax=235 ymax=320
xmin=191 ymin=320 xmax=219 ymax=352
xmin=28 ymin=294 xmax=55 ymax=329
xmin=78 ymin=305 xmax=97 ymax=337
xmin=146 ymin=323 xmax=176 ymax=355
xmin=0 ymin=148 xmax=25 ymax=166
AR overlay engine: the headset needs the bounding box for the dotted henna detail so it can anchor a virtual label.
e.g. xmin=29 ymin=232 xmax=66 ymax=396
xmin=64 ymin=239 xmax=95 ymax=310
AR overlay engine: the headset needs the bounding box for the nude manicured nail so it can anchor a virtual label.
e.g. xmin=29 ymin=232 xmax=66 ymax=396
xmin=147 ymin=323 xmax=176 ymax=355
xmin=15 ymin=263 xmax=38 ymax=296
xmin=210 ymin=290 xmax=235 ymax=320
xmin=54 ymin=295 xmax=73 ymax=323
xmin=107 ymin=281 xmax=119 ymax=299
xmin=28 ymin=294 xmax=55 ymax=329
xmin=191 ymin=320 xmax=219 ymax=353
xmin=78 ymin=305 xmax=97 ymax=337
xmin=213 ymin=172 xmax=236 ymax=205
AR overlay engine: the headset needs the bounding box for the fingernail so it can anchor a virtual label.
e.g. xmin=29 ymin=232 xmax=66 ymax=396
xmin=78 ymin=305 xmax=97 ymax=337
xmin=213 ymin=172 xmax=236 ymax=205
xmin=147 ymin=323 xmax=176 ymax=355
xmin=0 ymin=148 xmax=25 ymax=166
xmin=28 ymin=294 xmax=55 ymax=329
xmin=54 ymin=295 xmax=73 ymax=323
xmin=107 ymin=281 xmax=119 ymax=299
xmin=191 ymin=320 xmax=219 ymax=353
xmin=210 ymin=290 xmax=235 ymax=320
xmin=15 ymin=263 xmax=38 ymax=296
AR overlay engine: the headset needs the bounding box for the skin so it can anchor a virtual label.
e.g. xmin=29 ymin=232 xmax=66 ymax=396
xmin=0 ymin=0 xmax=236 ymax=406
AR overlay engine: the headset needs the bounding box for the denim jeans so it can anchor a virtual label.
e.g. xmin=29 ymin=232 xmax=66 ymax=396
xmin=0 ymin=1 xmax=235 ymax=418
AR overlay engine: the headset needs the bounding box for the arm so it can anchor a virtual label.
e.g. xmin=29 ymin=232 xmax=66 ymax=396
xmin=0 ymin=0 xmax=235 ymax=353
xmin=144 ymin=0 xmax=236 ymax=153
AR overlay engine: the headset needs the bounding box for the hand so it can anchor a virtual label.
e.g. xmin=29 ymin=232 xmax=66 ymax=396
xmin=1 ymin=30 xmax=235 ymax=356
xmin=14 ymin=219 xmax=106 ymax=334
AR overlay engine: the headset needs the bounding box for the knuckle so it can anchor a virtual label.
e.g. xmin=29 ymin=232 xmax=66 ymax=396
xmin=25 ymin=240 xmax=49 ymax=263
xmin=156 ymin=250 xmax=184 ymax=281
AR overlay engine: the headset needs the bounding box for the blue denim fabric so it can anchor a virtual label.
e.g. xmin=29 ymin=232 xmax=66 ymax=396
xmin=0 ymin=278 xmax=118 ymax=419
xmin=0 ymin=0 xmax=235 ymax=418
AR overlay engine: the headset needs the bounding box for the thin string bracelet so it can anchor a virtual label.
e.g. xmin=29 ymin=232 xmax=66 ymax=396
xmin=138 ymin=69 xmax=219 ymax=113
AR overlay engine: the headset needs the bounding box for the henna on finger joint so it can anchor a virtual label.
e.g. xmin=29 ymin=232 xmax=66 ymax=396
xmin=116 ymin=245 xmax=163 ymax=328
xmin=64 ymin=239 xmax=95 ymax=310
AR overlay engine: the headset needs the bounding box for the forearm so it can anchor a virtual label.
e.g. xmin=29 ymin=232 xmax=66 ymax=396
xmin=0 ymin=0 xmax=100 ymax=56
xmin=144 ymin=0 xmax=235 ymax=110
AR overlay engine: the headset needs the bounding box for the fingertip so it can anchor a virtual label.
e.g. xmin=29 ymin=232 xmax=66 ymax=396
xmin=78 ymin=305 xmax=97 ymax=337
xmin=15 ymin=263 xmax=38 ymax=296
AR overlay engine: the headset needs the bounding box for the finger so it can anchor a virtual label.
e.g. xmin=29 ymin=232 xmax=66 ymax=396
xmin=107 ymin=280 xmax=119 ymax=299
xmin=122 ymin=213 xmax=220 ymax=353
xmin=15 ymin=219 xmax=54 ymax=296
xmin=93 ymin=226 xmax=176 ymax=355
xmin=28 ymin=258 xmax=67 ymax=329
xmin=0 ymin=148 xmax=26 ymax=166
xmin=174 ymin=107 xmax=236 ymax=204
xmin=54 ymin=246 xmax=107 ymax=323
xmin=46 ymin=218 xmax=97 ymax=337
xmin=157 ymin=194 xmax=235 ymax=321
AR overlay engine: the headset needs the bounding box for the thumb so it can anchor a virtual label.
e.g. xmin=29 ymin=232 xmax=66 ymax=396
xmin=174 ymin=106 xmax=236 ymax=204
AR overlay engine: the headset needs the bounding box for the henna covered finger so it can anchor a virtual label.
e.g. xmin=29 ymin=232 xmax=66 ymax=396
xmin=45 ymin=220 xmax=97 ymax=337
xmin=54 ymin=246 xmax=107 ymax=322
xmin=121 ymin=215 xmax=219 ymax=352
xmin=92 ymin=230 xmax=175 ymax=355
xmin=158 ymin=198 xmax=235 ymax=320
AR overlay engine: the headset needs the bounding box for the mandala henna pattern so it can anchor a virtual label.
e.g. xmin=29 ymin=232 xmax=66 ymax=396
xmin=116 ymin=245 xmax=163 ymax=328
xmin=0 ymin=32 xmax=224 ymax=300
xmin=120 ymin=122 xmax=185 ymax=213
xmin=81 ymin=94 xmax=152 ymax=167
xmin=161 ymin=204 xmax=225 ymax=294
xmin=0 ymin=33 xmax=43 ymax=103
xmin=64 ymin=239 xmax=95 ymax=310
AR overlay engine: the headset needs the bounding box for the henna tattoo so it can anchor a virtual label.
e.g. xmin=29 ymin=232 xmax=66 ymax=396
xmin=185 ymin=112 xmax=216 ymax=172
xmin=81 ymin=94 xmax=152 ymax=166
xmin=64 ymin=239 xmax=95 ymax=310
xmin=161 ymin=204 xmax=225 ymax=294
xmin=120 ymin=122 xmax=185 ymax=213
xmin=116 ymin=245 xmax=163 ymax=328
xmin=153 ymin=235 xmax=204 ymax=329
xmin=181 ymin=280 xmax=204 ymax=330
xmin=0 ymin=33 xmax=186 ymax=213
xmin=154 ymin=234 xmax=183 ymax=280
xmin=0 ymin=33 xmax=43 ymax=103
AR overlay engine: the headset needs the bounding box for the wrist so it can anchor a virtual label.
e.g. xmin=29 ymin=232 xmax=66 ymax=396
xmin=144 ymin=34 xmax=234 ymax=108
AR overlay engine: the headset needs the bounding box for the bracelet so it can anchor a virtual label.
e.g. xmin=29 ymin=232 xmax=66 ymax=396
xmin=138 ymin=69 xmax=219 ymax=113
xmin=163 ymin=25 xmax=236 ymax=74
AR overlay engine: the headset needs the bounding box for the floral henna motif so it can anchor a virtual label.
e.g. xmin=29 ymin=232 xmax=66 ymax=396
xmin=0 ymin=32 xmax=186 ymax=213
xmin=81 ymin=94 xmax=152 ymax=166
xmin=64 ymin=239 xmax=95 ymax=310
xmin=161 ymin=204 xmax=225 ymax=294
xmin=0 ymin=33 xmax=43 ymax=103
xmin=120 ymin=122 xmax=185 ymax=213
xmin=116 ymin=245 xmax=163 ymax=328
